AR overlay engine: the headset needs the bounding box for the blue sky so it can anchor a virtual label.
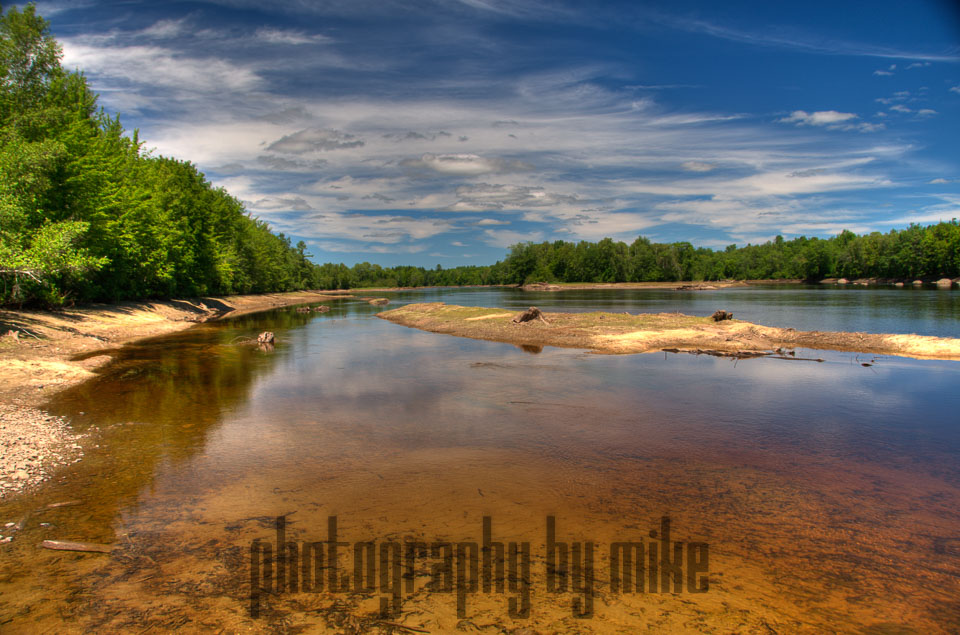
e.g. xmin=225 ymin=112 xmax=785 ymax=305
xmin=32 ymin=0 xmax=960 ymax=266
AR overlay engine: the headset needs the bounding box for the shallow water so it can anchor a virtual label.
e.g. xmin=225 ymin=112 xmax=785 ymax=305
xmin=1 ymin=286 xmax=959 ymax=633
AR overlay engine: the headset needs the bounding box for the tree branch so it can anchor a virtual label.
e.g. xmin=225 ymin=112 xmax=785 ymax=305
xmin=0 ymin=268 xmax=43 ymax=283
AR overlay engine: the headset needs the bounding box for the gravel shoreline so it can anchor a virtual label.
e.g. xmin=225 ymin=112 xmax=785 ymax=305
xmin=0 ymin=402 xmax=85 ymax=503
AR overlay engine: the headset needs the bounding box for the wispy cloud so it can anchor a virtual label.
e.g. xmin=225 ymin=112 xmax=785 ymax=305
xmin=777 ymin=110 xmax=882 ymax=132
xmin=659 ymin=17 xmax=960 ymax=62
xmin=681 ymin=161 xmax=716 ymax=172
xmin=61 ymin=42 xmax=261 ymax=94
xmin=254 ymin=27 xmax=331 ymax=45
xmin=399 ymin=154 xmax=533 ymax=176
xmin=44 ymin=0 xmax=959 ymax=260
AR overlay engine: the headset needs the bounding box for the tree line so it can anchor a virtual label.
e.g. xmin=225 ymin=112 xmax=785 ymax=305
xmin=308 ymin=221 xmax=959 ymax=290
xmin=491 ymin=223 xmax=960 ymax=286
xmin=2 ymin=5 xmax=956 ymax=307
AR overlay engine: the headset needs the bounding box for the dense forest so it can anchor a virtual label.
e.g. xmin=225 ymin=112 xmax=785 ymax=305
xmin=1 ymin=5 xmax=957 ymax=307
xmin=489 ymin=223 xmax=960 ymax=286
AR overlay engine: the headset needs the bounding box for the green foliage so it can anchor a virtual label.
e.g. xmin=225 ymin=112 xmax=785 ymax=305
xmin=490 ymin=222 xmax=960 ymax=285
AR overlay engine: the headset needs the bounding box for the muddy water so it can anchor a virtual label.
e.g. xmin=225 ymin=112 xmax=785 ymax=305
xmin=1 ymin=288 xmax=960 ymax=633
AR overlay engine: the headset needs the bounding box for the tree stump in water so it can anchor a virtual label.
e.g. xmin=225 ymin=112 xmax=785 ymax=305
xmin=258 ymin=331 xmax=275 ymax=344
xmin=711 ymin=310 xmax=733 ymax=322
xmin=513 ymin=307 xmax=550 ymax=324
xmin=315 ymin=305 xmax=331 ymax=312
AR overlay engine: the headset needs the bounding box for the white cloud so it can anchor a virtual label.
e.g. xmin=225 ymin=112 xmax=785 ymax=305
xmin=64 ymin=32 xmax=928 ymax=254
xmin=929 ymin=178 xmax=952 ymax=184
xmin=777 ymin=110 xmax=882 ymax=133
xmin=447 ymin=183 xmax=581 ymax=211
xmin=873 ymin=70 xmax=893 ymax=76
xmin=399 ymin=153 xmax=532 ymax=175
xmin=889 ymin=104 xmax=912 ymax=113
xmin=267 ymin=128 xmax=365 ymax=153
xmin=779 ymin=110 xmax=857 ymax=126
xmin=140 ymin=19 xmax=189 ymax=39
xmin=559 ymin=211 xmax=660 ymax=240
xmin=482 ymin=229 xmax=545 ymax=247
xmin=61 ymin=42 xmax=261 ymax=93
xmin=951 ymin=86 xmax=960 ymax=95
xmin=283 ymin=211 xmax=455 ymax=245
xmin=915 ymin=109 xmax=937 ymax=117
xmin=255 ymin=27 xmax=331 ymax=45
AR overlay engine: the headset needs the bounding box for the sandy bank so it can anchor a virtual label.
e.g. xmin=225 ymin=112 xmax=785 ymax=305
xmin=0 ymin=290 xmax=340 ymax=407
xmin=378 ymin=302 xmax=960 ymax=361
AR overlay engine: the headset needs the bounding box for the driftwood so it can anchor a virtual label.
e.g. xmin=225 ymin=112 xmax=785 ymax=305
xmin=314 ymin=305 xmax=331 ymax=312
xmin=377 ymin=622 xmax=430 ymax=634
xmin=711 ymin=310 xmax=733 ymax=322
xmin=368 ymin=298 xmax=390 ymax=306
xmin=41 ymin=539 xmax=114 ymax=553
xmin=662 ymin=347 xmax=824 ymax=362
xmin=513 ymin=306 xmax=550 ymax=324
xmin=257 ymin=331 xmax=275 ymax=345
xmin=45 ymin=500 xmax=83 ymax=509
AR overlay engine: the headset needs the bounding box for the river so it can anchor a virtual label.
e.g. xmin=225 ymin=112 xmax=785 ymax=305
xmin=1 ymin=285 xmax=958 ymax=633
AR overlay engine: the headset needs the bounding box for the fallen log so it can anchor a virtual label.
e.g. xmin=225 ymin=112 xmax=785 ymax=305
xmin=41 ymin=539 xmax=114 ymax=553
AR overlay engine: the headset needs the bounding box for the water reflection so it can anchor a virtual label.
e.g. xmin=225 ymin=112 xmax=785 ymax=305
xmin=0 ymin=290 xmax=958 ymax=632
